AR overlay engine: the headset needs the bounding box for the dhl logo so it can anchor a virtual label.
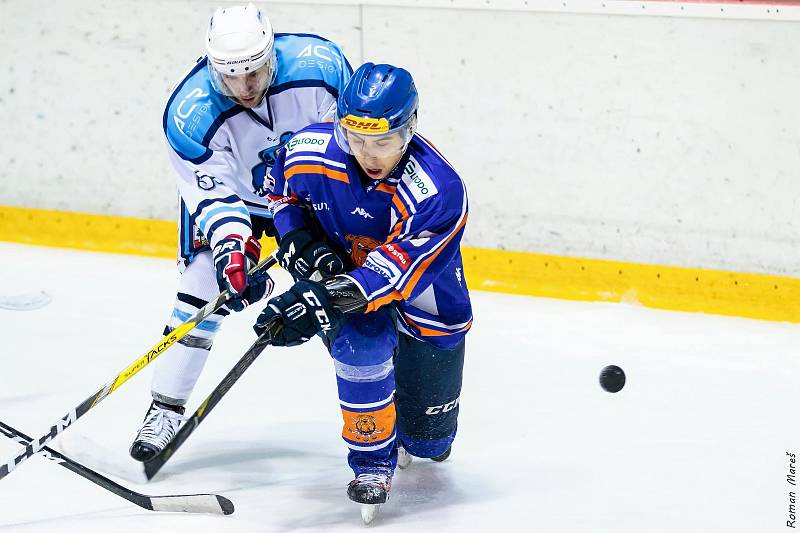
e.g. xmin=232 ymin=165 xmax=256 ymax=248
xmin=341 ymin=115 xmax=390 ymax=134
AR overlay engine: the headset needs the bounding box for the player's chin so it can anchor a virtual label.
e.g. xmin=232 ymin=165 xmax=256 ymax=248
xmin=235 ymin=94 xmax=262 ymax=108
xmin=364 ymin=167 xmax=388 ymax=180
xmin=357 ymin=159 xmax=387 ymax=180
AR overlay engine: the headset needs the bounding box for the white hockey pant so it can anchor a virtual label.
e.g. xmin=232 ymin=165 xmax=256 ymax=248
xmin=151 ymin=251 xmax=229 ymax=406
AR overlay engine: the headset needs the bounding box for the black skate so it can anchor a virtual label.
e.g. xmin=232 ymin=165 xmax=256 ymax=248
xmin=431 ymin=445 xmax=452 ymax=462
xmin=397 ymin=444 xmax=451 ymax=468
xmin=347 ymin=473 xmax=391 ymax=524
xmin=129 ymin=400 xmax=185 ymax=462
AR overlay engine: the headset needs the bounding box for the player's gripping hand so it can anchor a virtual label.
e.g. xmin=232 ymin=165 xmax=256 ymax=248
xmin=213 ymin=234 xmax=274 ymax=312
xmin=253 ymin=279 xmax=342 ymax=346
xmin=277 ymin=228 xmax=344 ymax=280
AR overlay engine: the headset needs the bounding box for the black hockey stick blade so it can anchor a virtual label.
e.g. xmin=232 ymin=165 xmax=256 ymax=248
xmin=0 ymin=421 xmax=233 ymax=515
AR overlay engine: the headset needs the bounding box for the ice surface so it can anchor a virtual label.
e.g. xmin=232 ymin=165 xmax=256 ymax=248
xmin=0 ymin=242 xmax=797 ymax=532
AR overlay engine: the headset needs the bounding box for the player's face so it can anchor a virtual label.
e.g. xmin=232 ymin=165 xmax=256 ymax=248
xmin=221 ymin=66 xmax=270 ymax=108
xmin=347 ymin=132 xmax=406 ymax=180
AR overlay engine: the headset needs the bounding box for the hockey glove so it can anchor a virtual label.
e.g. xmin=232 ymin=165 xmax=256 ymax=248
xmin=213 ymin=234 xmax=274 ymax=312
xmin=277 ymin=228 xmax=344 ymax=280
xmin=253 ymin=279 xmax=342 ymax=347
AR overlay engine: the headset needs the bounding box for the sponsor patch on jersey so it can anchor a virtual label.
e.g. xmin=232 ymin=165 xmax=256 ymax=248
xmin=341 ymin=115 xmax=390 ymax=134
xmin=383 ymin=243 xmax=411 ymax=271
xmin=364 ymin=254 xmax=402 ymax=284
xmin=284 ymin=132 xmax=330 ymax=154
xmin=403 ymin=157 xmax=438 ymax=204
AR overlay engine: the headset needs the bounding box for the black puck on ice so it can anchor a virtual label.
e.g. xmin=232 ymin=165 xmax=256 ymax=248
xmin=599 ymin=365 xmax=626 ymax=393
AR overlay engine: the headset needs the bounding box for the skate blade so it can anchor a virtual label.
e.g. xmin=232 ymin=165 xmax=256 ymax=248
xmin=360 ymin=503 xmax=381 ymax=525
xmin=397 ymin=449 xmax=413 ymax=470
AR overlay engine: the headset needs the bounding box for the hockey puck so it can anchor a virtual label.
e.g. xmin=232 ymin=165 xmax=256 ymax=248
xmin=599 ymin=365 xmax=626 ymax=393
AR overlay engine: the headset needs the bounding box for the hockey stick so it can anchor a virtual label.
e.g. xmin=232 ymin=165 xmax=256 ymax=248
xmin=0 ymin=421 xmax=234 ymax=515
xmin=143 ymin=276 xmax=367 ymax=480
xmin=0 ymin=254 xmax=278 ymax=481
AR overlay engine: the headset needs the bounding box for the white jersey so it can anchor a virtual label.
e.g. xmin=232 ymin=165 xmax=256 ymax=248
xmin=163 ymin=33 xmax=352 ymax=262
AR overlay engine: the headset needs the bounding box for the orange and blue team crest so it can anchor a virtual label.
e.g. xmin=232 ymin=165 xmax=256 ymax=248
xmin=346 ymin=234 xmax=381 ymax=266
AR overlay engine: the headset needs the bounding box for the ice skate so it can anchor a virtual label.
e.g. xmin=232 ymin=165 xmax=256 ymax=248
xmin=431 ymin=445 xmax=452 ymax=462
xmin=347 ymin=472 xmax=391 ymax=524
xmin=397 ymin=445 xmax=413 ymax=469
xmin=129 ymin=400 xmax=185 ymax=462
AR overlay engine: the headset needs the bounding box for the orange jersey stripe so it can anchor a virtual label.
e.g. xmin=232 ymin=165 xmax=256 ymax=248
xmin=366 ymin=289 xmax=403 ymax=313
xmin=285 ymin=164 xmax=349 ymax=183
xmin=403 ymin=315 xmax=473 ymax=337
xmin=386 ymin=195 xmax=410 ymax=242
xmin=400 ymin=213 xmax=468 ymax=299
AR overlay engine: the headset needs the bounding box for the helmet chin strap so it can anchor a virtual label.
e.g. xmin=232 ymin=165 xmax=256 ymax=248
xmin=378 ymin=145 xmax=412 ymax=182
xmin=380 ymin=118 xmax=417 ymax=179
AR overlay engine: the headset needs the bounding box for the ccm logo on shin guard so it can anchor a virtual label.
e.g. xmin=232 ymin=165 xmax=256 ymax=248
xmin=425 ymin=397 xmax=460 ymax=415
xmin=302 ymin=290 xmax=332 ymax=332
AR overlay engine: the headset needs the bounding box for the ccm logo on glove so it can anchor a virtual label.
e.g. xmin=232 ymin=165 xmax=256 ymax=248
xmin=302 ymin=290 xmax=332 ymax=332
xmin=253 ymin=279 xmax=341 ymax=346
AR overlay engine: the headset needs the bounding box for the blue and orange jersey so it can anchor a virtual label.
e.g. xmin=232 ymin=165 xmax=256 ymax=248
xmin=265 ymin=122 xmax=472 ymax=349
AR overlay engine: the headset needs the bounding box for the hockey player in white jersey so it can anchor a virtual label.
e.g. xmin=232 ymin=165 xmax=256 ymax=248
xmin=129 ymin=3 xmax=352 ymax=461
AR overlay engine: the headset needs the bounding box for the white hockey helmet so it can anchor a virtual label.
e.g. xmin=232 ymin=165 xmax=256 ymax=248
xmin=205 ymin=3 xmax=276 ymax=104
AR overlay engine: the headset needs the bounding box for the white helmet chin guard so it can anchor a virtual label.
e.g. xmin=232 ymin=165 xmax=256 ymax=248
xmin=205 ymin=3 xmax=276 ymax=101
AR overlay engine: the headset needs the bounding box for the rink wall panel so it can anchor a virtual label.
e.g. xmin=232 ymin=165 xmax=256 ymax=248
xmin=2 ymin=1 xmax=799 ymax=320
xmin=3 ymin=204 xmax=800 ymax=324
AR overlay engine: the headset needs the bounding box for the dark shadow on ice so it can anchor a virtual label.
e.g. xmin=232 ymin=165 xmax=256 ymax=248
xmin=273 ymin=455 xmax=494 ymax=530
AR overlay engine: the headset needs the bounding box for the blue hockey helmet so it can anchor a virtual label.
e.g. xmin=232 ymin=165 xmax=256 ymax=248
xmin=335 ymin=63 xmax=419 ymax=158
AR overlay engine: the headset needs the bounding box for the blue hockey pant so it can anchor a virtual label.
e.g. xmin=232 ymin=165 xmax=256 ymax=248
xmin=324 ymin=308 xmax=465 ymax=476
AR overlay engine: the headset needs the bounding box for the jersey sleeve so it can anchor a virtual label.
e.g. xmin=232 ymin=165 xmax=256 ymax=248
xmin=167 ymin=141 xmax=253 ymax=250
xmin=272 ymin=34 xmax=353 ymax=123
xmin=347 ymin=177 xmax=469 ymax=312
xmin=264 ymin=145 xmax=312 ymax=236
xmin=163 ymin=60 xmax=254 ymax=250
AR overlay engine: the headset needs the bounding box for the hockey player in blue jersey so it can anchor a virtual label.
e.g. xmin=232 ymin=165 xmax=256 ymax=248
xmin=129 ymin=4 xmax=352 ymax=461
xmin=254 ymin=63 xmax=472 ymax=521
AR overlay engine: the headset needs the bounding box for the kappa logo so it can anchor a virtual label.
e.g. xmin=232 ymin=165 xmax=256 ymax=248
xmin=351 ymin=207 xmax=374 ymax=219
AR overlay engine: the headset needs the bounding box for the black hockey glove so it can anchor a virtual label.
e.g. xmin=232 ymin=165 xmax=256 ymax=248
xmin=213 ymin=234 xmax=274 ymax=312
xmin=253 ymin=279 xmax=343 ymax=347
xmin=277 ymin=228 xmax=344 ymax=280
